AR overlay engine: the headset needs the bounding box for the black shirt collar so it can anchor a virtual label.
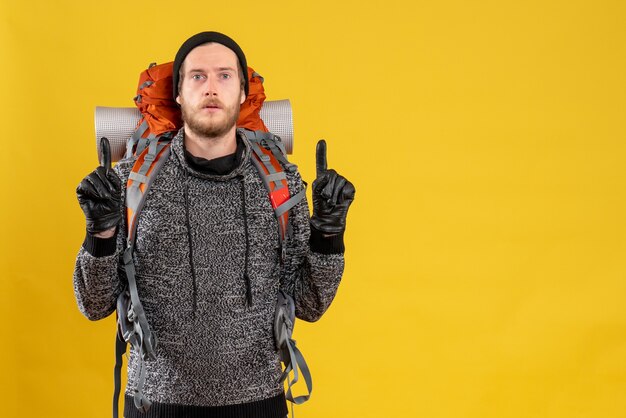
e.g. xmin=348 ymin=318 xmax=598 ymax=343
xmin=183 ymin=134 xmax=245 ymax=176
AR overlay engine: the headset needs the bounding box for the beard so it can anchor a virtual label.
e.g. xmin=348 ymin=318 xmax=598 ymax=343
xmin=180 ymin=97 xmax=240 ymax=139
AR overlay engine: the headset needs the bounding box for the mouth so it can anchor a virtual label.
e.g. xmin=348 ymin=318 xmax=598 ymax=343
xmin=202 ymin=102 xmax=222 ymax=110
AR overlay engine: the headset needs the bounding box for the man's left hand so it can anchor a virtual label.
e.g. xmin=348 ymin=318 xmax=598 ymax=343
xmin=310 ymin=140 xmax=355 ymax=235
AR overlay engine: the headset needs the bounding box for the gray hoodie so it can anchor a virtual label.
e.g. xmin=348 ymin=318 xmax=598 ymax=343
xmin=73 ymin=129 xmax=345 ymax=414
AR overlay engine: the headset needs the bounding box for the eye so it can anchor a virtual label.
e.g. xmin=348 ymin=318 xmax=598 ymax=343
xmin=191 ymin=74 xmax=205 ymax=81
xmin=220 ymin=73 xmax=232 ymax=80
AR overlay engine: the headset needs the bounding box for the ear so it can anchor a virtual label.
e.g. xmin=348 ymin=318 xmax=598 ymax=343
xmin=240 ymin=89 xmax=246 ymax=105
xmin=176 ymin=95 xmax=182 ymax=105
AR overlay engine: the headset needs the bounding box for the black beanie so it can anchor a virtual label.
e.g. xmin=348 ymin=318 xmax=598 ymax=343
xmin=172 ymin=31 xmax=248 ymax=100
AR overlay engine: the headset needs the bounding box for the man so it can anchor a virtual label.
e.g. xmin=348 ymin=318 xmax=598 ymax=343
xmin=74 ymin=31 xmax=355 ymax=418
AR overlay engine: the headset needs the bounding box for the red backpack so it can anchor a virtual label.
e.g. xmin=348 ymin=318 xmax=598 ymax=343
xmin=130 ymin=61 xmax=267 ymax=137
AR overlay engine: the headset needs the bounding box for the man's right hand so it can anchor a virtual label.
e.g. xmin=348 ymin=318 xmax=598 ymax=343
xmin=76 ymin=138 xmax=122 ymax=235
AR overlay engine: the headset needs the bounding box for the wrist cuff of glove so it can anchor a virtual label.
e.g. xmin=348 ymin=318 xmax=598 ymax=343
xmin=309 ymin=227 xmax=345 ymax=254
xmin=83 ymin=230 xmax=118 ymax=257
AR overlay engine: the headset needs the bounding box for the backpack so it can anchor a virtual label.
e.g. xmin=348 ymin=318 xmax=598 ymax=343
xmin=111 ymin=62 xmax=311 ymax=417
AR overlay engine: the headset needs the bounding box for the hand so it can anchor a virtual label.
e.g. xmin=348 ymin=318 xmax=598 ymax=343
xmin=76 ymin=138 xmax=122 ymax=235
xmin=310 ymin=140 xmax=355 ymax=235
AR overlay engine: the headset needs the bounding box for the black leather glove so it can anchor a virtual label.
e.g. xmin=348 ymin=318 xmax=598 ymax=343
xmin=76 ymin=138 xmax=122 ymax=234
xmin=310 ymin=140 xmax=355 ymax=235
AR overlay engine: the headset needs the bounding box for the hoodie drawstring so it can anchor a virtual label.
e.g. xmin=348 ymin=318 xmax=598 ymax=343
xmin=183 ymin=171 xmax=198 ymax=313
xmin=239 ymin=174 xmax=252 ymax=307
xmin=184 ymin=171 xmax=252 ymax=310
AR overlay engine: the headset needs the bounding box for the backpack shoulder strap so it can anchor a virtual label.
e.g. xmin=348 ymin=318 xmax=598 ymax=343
xmin=126 ymin=137 xmax=172 ymax=243
xmin=113 ymin=136 xmax=171 ymax=418
xmin=241 ymin=128 xmax=306 ymax=248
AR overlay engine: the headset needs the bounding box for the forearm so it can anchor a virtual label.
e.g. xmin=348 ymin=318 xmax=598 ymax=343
xmin=289 ymin=249 xmax=345 ymax=322
xmin=281 ymin=176 xmax=346 ymax=322
xmin=73 ymin=224 xmax=125 ymax=320
xmin=73 ymin=244 xmax=123 ymax=320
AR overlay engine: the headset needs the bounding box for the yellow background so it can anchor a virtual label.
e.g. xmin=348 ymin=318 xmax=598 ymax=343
xmin=1 ymin=0 xmax=626 ymax=417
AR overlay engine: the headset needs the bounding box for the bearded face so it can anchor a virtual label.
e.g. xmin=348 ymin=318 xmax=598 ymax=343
xmin=176 ymin=42 xmax=246 ymax=141
xmin=179 ymin=93 xmax=240 ymax=139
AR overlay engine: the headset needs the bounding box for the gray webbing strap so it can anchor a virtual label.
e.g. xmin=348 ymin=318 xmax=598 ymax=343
xmin=138 ymin=80 xmax=154 ymax=90
xmin=248 ymin=148 xmax=289 ymax=246
xmin=248 ymin=149 xmax=273 ymax=191
xmin=118 ymin=245 xmax=156 ymax=415
xmin=249 ymin=140 xmax=284 ymax=190
xmin=265 ymin=172 xmax=287 ymax=183
xmin=122 ymin=246 xmax=155 ymax=358
xmin=243 ymin=129 xmax=295 ymax=186
xmin=275 ymin=189 xmax=305 ymax=218
xmin=136 ymin=137 xmax=158 ymax=175
xmin=136 ymin=137 xmax=148 ymax=155
xmin=128 ymin=172 xmax=149 ymax=184
xmin=240 ymin=128 xmax=276 ymax=150
xmin=275 ymin=291 xmax=313 ymax=406
xmin=135 ymin=133 xmax=157 ymax=157
xmin=273 ymin=137 xmax=288 ymax=156
xmin=133 ymin=120 xmax=149 ymax=141
xmin=126 ymin=121 xmax=149 ymax=159
xmin=133 ymin=354 xmax=151 ymax=412
xmin=125 ymin=141 xmax=172 ymax=324
xmin=285 ymin=338 xmax=313 ymax=405
xmin=126 ymin=188 xmax=142 ymax=226
xmin=127 ymin=143 xmax=171 ymax=243
xmin=251 ymin=71 xmax=264 ymax=83
xmin=243 ymin=128 xmax=305 ymax=247
xmin=240 ymin=128 xmax=272 ymax=141
xmin=133 ymin=79 xmax=155 ymax=105
xmin=127 ymin=140 xmax=168 ymax=192
xmin=265 ymin=139 xmax=297 ymax=173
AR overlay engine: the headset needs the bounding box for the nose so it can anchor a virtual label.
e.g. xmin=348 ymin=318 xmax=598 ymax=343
xmin=204 ymin=76 xmax=217 ymax=96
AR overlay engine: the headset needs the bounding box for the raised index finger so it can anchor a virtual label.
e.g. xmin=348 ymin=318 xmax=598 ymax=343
xmin=99 ymin=137 xmax=112 ymax=173
xmin=316 ymin=139 xmax=327 ymax=178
